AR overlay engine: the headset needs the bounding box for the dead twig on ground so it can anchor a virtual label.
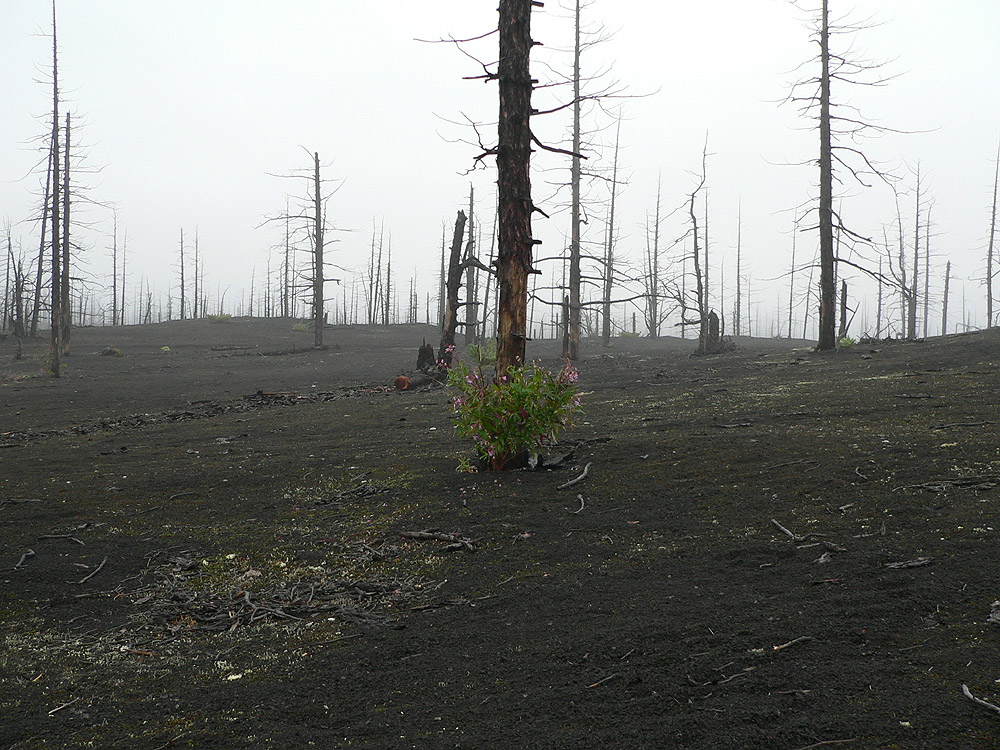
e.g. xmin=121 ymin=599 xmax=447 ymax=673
xmin=11 ymin=549 xmax=36 ymax=570
xmin=76 ymin=556 xmax=107 ymax=584
xmin=791 ymin=740 xmax=855 ymax=750
xmin=151 ymin=730 xmax=192 ymax=750
xmin=931 ymin=421 xmax=993 ymax=430
xmin=558 ymin=462 xmax=592 ymax=490
xmin=771 ymin=519 xmax=826 ymax=544
xmin=962 ymin=684 xmax=1000 ymax=716
xmin=586 ymin=673 xmax=618 ymax=689
xmin=47 ymin=696 xmax=80 ymax=716
xmin=884 ymin=557 xmax=932 ymax=569
xmin=774 ymin=636 xmax=813 ymax=652
xmin=39 ymin=534 xmax=85 ymax=545
xmin=898 ymin=475 xmax=1000 ymax=493
xmin=399 ymin=530 xmax=474 ymax=551
xmin=571 ymin=494 xmax=585 ymax=514
xmin=764 ymin=459 xmax=819 ymax=471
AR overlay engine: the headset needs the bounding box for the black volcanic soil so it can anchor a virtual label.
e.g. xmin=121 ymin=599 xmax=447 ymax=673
xmin=1 ymin=319 xmax=999 ymax=749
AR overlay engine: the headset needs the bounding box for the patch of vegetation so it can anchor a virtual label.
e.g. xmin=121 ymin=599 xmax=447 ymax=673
xmin=207 ymin=313 xmax=233 ymax=323
xmin=292 ymin=322 xmax=309 ymax=332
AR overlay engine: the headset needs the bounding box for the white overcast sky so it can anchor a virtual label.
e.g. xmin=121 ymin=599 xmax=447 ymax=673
xmin=2 ymin=1 xmax=998 ymax=335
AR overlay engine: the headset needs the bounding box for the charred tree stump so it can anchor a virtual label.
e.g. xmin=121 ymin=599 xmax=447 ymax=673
xmin=707 ymin=310 xmax=720 ymax=352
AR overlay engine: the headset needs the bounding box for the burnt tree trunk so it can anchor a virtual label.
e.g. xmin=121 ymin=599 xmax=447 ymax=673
xmin=817 ymin=0 xmax=836 ymax=350
xmin=438 ymin=210 xmax=467 ymax=365
xmin=60 ymin=111 xmax=71 ymax=354
xmin=838 ymin=280 xmax=848 ymax=340
xmin=565 ymin=0 xmax=582 ymax=361
xmin=312 ymin=151 xmax=324 ymax=348
xmin=495 ymin=0 xmax=534 ymax=378
xmin=47 ymin=0 xmax=61 ymax=375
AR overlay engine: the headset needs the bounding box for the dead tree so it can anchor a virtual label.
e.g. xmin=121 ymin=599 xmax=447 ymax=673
xmin=463 ymin=184 xmax=478 ymax=344
xmin=263 ymin=150 xmax=339 ymax=344
xmin=494 ymin=0 xmax=535 ymax=377
xmin=987 ymin=138 xmax=999 ymax=328
xmin=310 ymin=151 xmax=325 ymax=346
xmin=787 ymin=212 xmax=797 ymax=338
xmin=941 ymin=260 xmax=951 ymax=335
xmin=29 ymin=145 xmax=53 ymax=338
xmin=438 ymin=209 xmax=468 ymax=364
xmin=59 ymin=111 xmax=71 ymax=353
xmin=600 ymin=117 xmax=622 ymax=347
xmin=787 ymin=0 xmax=899 ymax=350
xmin=565 ymin=0 xmax=584 ymax=360
xmin=642 ymin=175 xmax=664 ymax=338
xmin=907 ymin=163 xmax=922 ymax=339
xmin=735 ymin=203 xmax=744 ymax=337
xmin=49 ymin=7 xmax=62 ymax=376
xmin=177 ymin=228 xmax=187 ymax=320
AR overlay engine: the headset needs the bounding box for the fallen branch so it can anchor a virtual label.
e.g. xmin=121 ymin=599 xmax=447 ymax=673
xmin=884 ymin=557 xmax=932 ymax=569
xmin=771 ymin=519 xmax=826 ymax=544
xmin=962 ymin=684 xmax=1000 ymax=716
xmin=571 ymin=494 xmax=585 ymax=515
xmin=76 ymin=556 xmax=107 ymax=584
xmin=558 ymin=462 xmax=592 ymax=490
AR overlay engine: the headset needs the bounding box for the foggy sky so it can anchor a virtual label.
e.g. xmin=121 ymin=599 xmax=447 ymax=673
xmin=2 ymin=1 xmax=998 ymax=336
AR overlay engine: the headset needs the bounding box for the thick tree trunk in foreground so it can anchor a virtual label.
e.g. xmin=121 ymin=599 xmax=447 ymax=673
xmin=495 ymin=0 xmax=534 ymax=378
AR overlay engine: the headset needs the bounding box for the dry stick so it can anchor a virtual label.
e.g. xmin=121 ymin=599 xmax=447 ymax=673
xmin=571 ymin=494 xmax=585 ymax=514
xmin=399 ymin=531 xmax=474 ymax=550
xmin=586 ymin=673 xmax=618 ymax=689
xmin=151 ymin=731 xmax=192 ymax=750
xmin=13 ymin=549 xmax=36 ymax=570
xmin=962 ymin=684 xmax=1000 ymax=716
xmin=791 ymin=740 xmax=856 ymax=750
xmin=76 ymin=556 xmax=107 ymax=584
xmin=931 ymin=421 xmax=993 ymax=430
xmin=47 ymin=696 xmax=80 ymax=716
xmin=774 ymin=635 xmax=814 ymax=652
xmin=558 ymin=461 xmax=592 ymax=490
xmin=771 ymin=519 xmax=826 ymax=543
xmin=39 ymin=534 xmax=85 ymax=545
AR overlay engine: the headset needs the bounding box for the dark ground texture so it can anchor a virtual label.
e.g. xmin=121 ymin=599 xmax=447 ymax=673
xmin=1 ymin=319 xmax=999 ymax=749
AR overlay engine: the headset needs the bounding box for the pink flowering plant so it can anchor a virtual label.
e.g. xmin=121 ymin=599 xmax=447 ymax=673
xmin=446 ymin=350 xmax=582 ymax=471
